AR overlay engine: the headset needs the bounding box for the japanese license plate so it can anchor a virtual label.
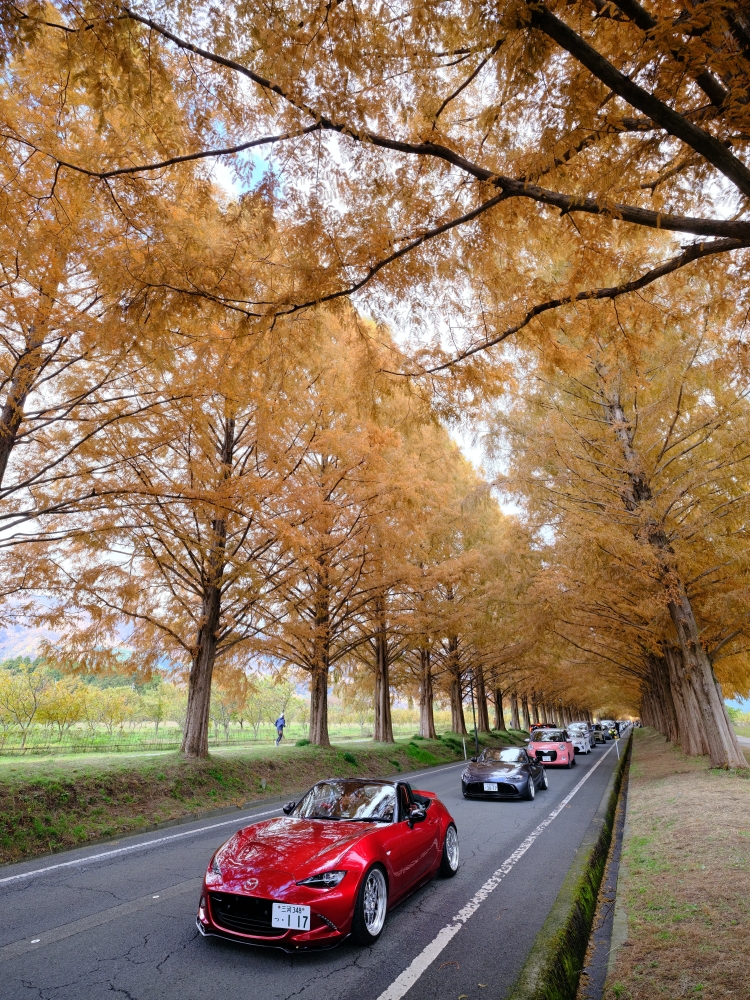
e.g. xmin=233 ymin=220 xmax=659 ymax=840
xmin=271 ymin=902 xmax=310 ymax=930
xmin=542 ymin=754 xmax=553 ymax=761
xmin=483 ymin=782 xmax=498 ymax=791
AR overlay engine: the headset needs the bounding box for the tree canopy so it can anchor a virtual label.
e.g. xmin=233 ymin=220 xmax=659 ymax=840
xmin=0 ymin=0 xmax=747 ymax=764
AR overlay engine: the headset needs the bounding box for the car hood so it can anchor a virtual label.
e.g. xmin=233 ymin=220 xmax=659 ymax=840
xmin=214 ymin=816 xmax=377 ymax=882
xmin=464 ymin=762 xmax=526 ymax=777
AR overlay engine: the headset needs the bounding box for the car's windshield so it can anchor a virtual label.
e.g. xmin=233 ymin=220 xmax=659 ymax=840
xmin=293 ymin=781 xmax=396 ymax=822
xmin=531 ymin=730 xmax=566 ymax=742
xmin=478 ymin=748 xmax=526 ymax=764
xmin=568 ymin=725 xmax=587 ymax=734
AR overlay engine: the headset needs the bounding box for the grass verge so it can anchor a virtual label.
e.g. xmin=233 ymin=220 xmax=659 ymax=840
xmin=603 ymin=728 xmax=750 ymax=1000
xmin=0 ymin=729 xmax=526 ymax=866
xmin=508 ymin=737 xmax=631 ymax=1000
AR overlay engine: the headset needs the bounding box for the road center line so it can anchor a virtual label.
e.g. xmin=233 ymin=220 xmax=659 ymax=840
xmin=0 ymin=878 xmax=202 ymax=963
xmin=376 ymin=744 xmax=617 ymax=1000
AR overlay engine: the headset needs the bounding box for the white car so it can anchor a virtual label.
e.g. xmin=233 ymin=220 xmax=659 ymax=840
xmin=567 ymin=723 xmax=592 ymax=754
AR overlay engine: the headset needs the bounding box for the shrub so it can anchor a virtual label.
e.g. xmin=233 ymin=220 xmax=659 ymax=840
xmin=296 ymin=738 xmax=311 ymax=746
xmin=341 ymin=751 xmax=357 ymax=764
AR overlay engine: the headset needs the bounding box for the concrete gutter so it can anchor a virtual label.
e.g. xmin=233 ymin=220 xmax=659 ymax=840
xmin=577 ymin=755 xmax=631 ymax=998
xmin=507 ymin=734 xmax=632 ymax=1000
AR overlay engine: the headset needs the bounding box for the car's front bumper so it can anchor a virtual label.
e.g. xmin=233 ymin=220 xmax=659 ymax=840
xmin=197 ymin=881 xmax=352 ymax=950
xmin=462 ymin=780 xmax=525 ymax=797
xmin=196 ymin=916 xmax=346 ymax=951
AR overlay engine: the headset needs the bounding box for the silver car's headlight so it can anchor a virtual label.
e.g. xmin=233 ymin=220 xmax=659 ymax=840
xmin=296 ymin=870 xmax=347 ymax=887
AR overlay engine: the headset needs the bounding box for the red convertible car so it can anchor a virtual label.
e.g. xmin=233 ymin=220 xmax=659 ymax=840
xmin=196 ymin=777 xmax=459 ymax=950
xmin=528 ymin=728 xmax=576 ymax=768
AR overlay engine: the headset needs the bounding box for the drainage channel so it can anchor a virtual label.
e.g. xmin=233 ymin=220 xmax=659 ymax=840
xmin=576 ymin=755 xmax=631 ymax=1000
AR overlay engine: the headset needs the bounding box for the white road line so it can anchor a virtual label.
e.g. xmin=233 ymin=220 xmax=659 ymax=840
xmin=404 ymin=761 xmax=467 ymax=780
xmin=0 ymin=807 xmax=282 ymax=887
xmin=376 ymin=745 xmax=617 ymax=1000
xmin=0 ymin=878 xmax=201 ymax=963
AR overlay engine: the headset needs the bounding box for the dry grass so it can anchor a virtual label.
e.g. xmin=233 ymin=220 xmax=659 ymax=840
xmin=604 ymin=729 xmax=750 ymax=1000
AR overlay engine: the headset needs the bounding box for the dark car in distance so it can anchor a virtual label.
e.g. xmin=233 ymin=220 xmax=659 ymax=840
xmin=462 ymin=746 xmax=548 ymax=801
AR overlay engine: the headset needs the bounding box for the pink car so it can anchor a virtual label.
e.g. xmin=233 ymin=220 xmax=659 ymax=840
xmin=528 ymin=729 xmax=576 ymax=768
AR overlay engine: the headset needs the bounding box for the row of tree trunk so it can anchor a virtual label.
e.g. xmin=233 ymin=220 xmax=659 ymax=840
xmin=640 ymin=637 xmax=746 ymax=767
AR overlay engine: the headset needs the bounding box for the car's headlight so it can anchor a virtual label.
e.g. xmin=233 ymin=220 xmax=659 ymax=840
xmin=462 ymin=770 xmax=471 ymax=780
xmin=559 ymin=744 xmax=567 ymax=750
xmin=296 ymin=870 xmax=347 ymax=887
xmin=209 ymin=852 xmax=221 ymax=875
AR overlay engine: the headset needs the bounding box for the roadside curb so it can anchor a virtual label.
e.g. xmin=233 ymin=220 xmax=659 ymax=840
xmin=507 ymin=734 xmax=632 ymax=1000
xmin=576 ymin=751 xmax=631 ymax=998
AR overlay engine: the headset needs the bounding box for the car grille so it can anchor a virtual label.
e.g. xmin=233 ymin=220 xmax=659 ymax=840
xmin=208 ymin=892 xmax=287 ymax=937
xmin=535 ymin=750 xmax=558 ymax=761
xmin=466 ymin=781 xmax=519 ymax=795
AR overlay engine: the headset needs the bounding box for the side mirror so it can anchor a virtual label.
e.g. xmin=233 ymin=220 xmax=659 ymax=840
xmin=282 ymin=801 xmax=296 ymax=815
xmin=408 ymin=806 xmax=426 ymax=826
xmin=470 ymin=756 xmax=478 ymax=762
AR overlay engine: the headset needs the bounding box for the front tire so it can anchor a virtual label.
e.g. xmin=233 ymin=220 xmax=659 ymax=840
xmin=539 ymin=768 xmax=549 ymax=790
xmin=566 ymin=758 xmax=573 ymax=769
xmin=440 ymin=824 xmax=460 ymax=877
xmin=525 ymin=775 xmax=536 ymax=800
xmin=351 ymin=865 xmax=388 ymax=945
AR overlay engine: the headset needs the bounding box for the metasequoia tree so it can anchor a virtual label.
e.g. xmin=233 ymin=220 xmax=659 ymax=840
xmin=6 ymin=0 xmax=749 ymax=385
xmin=256 ymin=316 xmax=431 ymax=746
xmin=501 ymin=291 xmax=750 ymax=766
xmin=40 ymin=296 xmax=342 ymax=755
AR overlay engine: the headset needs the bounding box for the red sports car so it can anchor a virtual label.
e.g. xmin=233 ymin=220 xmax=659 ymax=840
xmin=196 ymin=777 xmax=459 ymax=950
xmin=528 ymin=728 xmax=576 ymax=768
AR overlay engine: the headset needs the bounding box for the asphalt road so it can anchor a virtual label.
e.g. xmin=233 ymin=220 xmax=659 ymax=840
xmin=0 ymin=741 xmax=621 ymax=1000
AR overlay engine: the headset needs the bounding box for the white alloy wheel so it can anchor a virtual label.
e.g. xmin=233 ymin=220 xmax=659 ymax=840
xmin=363 ymin=867 xmax=388 ymax=936
xmin=526 ymin=774 xmax=536 ymax=800
xmin=540 ymin=768 xmax=549 ymax=790
xmin=445 ymin=825 xmax=459 ymax=871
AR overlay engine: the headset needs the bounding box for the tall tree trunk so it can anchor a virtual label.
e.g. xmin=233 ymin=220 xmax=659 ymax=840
xmin=181 ymin=416 xmax=234 ymax=758
xmin=665 ymin=587 xmax=745 ymax=767
xmin=447 ymin=636 xmax=467 ymax=734
xmin=521 ymin=695 xmax=531 ymax=731
xmin=510 ymin=692 xmax=520 ymax=730
xmin=664 ymin=643 xmax=707 ymax=755
xmin=308 ymin=563 xmax=332 ymax=747
xmin=373 ymin=599 xmax=394 ymax=743
xmin=418 ymin=648 xmax=436 ymax=738
xmin=493 ymin=688 xmax=507 ymax=730
xmin=309 ymin=661 xmax=330 ymax=746
xmin=530 ymin=694 xmax=539 ymax=727
xmin=602 ymin=383 xmax=745 ymax=768
xmin=645 ymin=652 xmax=679 ymax=744
xmin=182 ymin=581 xmax=222 ymax=757
xmin=474 ymin=663 xmax=491 ymax=732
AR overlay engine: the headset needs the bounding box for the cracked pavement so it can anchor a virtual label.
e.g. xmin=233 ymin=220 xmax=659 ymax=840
xmin=0 ymin=750 xmax=619 ymax=1000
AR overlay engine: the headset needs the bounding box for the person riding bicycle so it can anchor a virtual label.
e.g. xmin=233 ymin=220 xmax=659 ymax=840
xmin=274 ymin=713 xmax=286 ymax=746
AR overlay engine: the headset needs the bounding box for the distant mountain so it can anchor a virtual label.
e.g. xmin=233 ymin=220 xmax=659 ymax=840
xmin=0 ymin=624 xmax=60 ymax=660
